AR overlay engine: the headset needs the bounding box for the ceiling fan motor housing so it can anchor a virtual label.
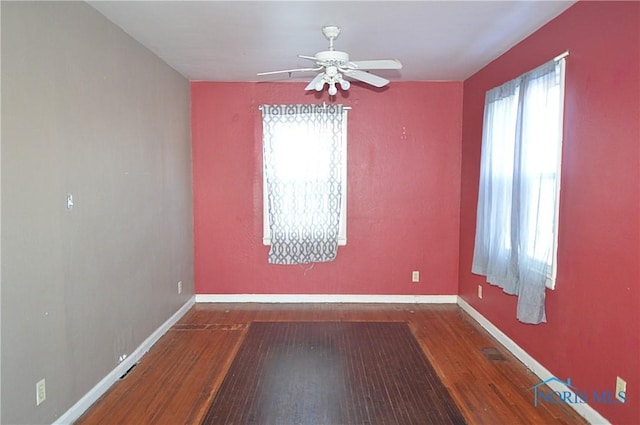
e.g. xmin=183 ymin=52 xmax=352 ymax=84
xmin=315 ymin=50 xmax=350 ymax=66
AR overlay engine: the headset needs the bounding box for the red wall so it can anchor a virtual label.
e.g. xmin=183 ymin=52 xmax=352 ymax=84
xmin=192 ymin=82 xmax=463 ymax=295
xmin=459 ymin=2 xmax=639 ymax=424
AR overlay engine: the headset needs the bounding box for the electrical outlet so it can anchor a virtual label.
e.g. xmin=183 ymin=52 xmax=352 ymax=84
xmin=478 ymin=284 xmax=483 ymax=299
xmin=616 ymin=376 xmax=627 ymax=403
xmin=411 ymin=271 xmax=420 ymax=283
xmin=177 ymin=281 xmax=183 ymax=294
xmin=36 ymin=379 xmax=46 ymax=406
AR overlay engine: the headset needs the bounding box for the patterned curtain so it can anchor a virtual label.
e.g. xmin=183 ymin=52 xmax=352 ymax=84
xmin=261 ymin=104 xmax=344 ymax=264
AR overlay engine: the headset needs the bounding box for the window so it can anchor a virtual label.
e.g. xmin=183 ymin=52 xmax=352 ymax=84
xmin=261 ymin=104 xmax=347 ymax=264
xmin=472 ymin=56 xmax=566 ymax=324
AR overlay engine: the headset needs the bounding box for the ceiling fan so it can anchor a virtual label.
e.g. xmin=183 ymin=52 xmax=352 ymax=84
xmin=257 ymin=25 xmax=402 ymax=96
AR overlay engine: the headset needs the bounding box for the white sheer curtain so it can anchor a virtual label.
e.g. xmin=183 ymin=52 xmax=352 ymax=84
xmin=262 ymin=104 xmax=344 ymax=265
xmin=472 ymin=58 xmax=565 ymax=324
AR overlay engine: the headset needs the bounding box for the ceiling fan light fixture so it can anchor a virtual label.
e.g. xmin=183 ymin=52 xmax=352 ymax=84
xmin=328 ymin=83 xmax=338 ymax=96
xmin=339 ymin=79 xmax=351 ymax=90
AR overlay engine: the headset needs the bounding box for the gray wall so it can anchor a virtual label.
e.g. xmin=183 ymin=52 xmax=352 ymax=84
xmin=1 ymin=2 xmax=194 ymax=424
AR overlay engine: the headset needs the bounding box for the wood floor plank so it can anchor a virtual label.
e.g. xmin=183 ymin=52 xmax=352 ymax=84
xmin=75 ymin=304 xmax=589 ymax=425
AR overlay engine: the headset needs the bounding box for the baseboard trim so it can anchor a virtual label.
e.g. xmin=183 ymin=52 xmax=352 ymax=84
xmin=53 ymin=296 xmax=196 ymax=425
xmin=195 ymin=294 xmax=458 ymax=304
xmin=457 ymin=297 xmax=610 ymax=425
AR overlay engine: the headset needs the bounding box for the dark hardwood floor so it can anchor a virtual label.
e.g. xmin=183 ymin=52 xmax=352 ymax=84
xmin=75 ymin=304 xmax=589 ymax=425
xmin=202 ymin=321 xmax=466 ymax=425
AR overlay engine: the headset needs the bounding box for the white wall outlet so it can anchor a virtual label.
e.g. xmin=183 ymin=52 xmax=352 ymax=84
xmin=478 ymin=284 xmax=483 ymax=299
xmin=411 ymin=271 xmax=420 ymax=283
xmin=616 ymin=376 xmax=627 ymax=403
xmin=36 ymin=379 xmax=46 ymax=406
xmin=177 ymin=280 xmax=183 ymax=294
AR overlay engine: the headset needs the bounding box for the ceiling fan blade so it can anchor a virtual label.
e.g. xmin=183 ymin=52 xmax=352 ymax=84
xmin=305 ymin=73 xmax=325 ymax=91
xmin=298 ymin=55 xmax=319 ymax=62
xmin=343 ymin=69 xmax=390 ymax=88
xmin=257 ymin=66 xmax=322 ymax=76
xmin=347 ymin=59 xmax=402 ymax=70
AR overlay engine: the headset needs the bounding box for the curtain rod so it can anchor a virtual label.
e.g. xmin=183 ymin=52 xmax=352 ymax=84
xmin=258 ymin=104 xmax=351 ymax=111
xmin=554 ymin=50 xmax=569 ymax=61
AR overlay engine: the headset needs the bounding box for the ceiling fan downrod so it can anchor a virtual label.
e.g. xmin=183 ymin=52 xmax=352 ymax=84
xmin=322 ymin=25 xmax=341 ymax=51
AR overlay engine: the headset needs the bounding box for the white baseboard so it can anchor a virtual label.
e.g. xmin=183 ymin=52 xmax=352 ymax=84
xmin=53 ymin=296 xmax=195 ymax=425
xmin=195 ymin=293 xmax=458 ymax=304
xmin=457 ymin=297 xmax=610 ymax=425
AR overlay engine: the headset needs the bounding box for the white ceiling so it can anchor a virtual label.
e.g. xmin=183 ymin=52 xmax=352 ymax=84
xmin=88 ymin=1 xmax=576 ymax=82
